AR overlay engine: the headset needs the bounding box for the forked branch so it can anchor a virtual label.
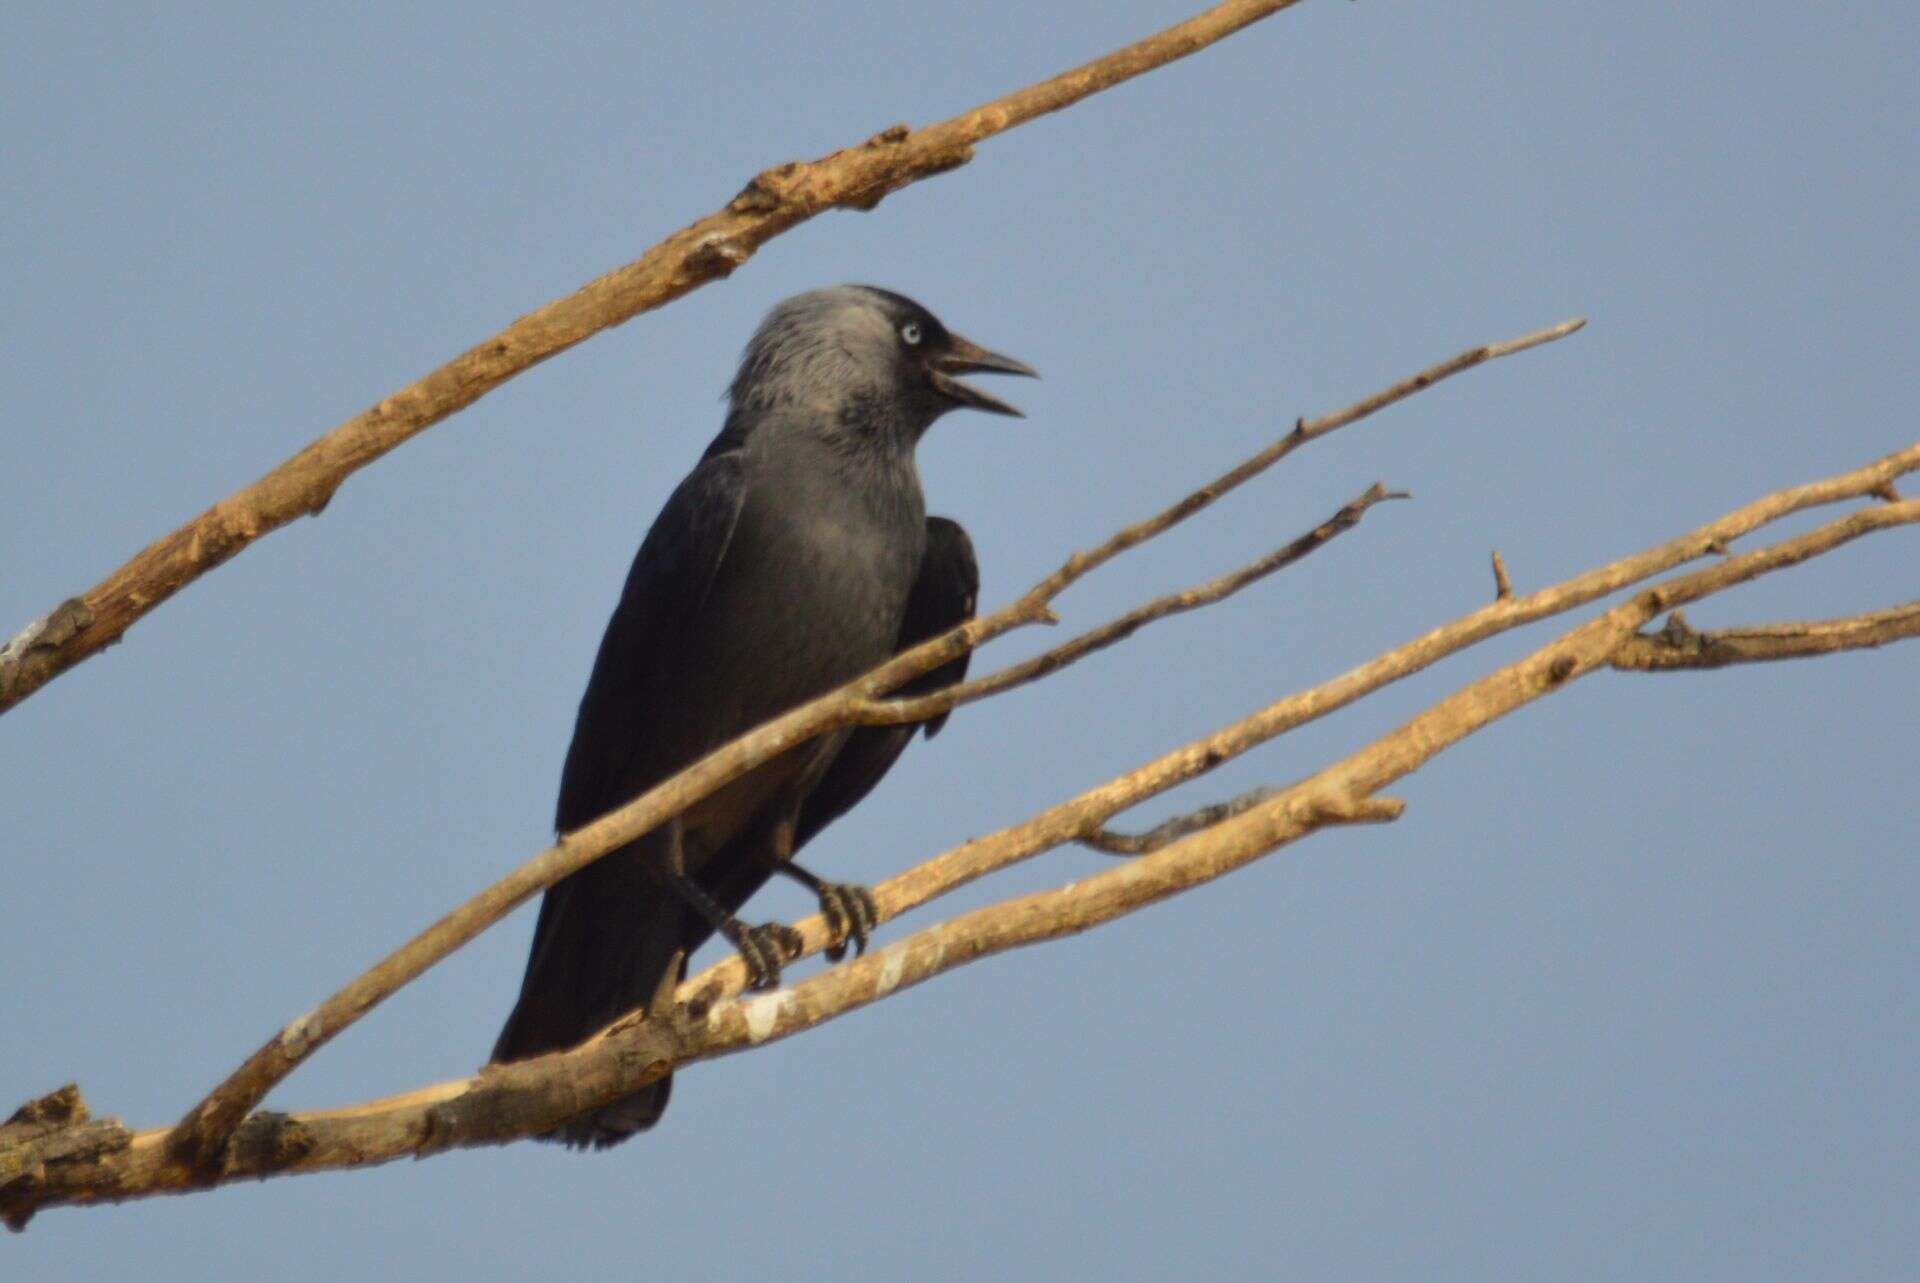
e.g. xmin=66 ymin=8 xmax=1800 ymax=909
xmin=9 ymin=443 xmax=1913 ymax=1223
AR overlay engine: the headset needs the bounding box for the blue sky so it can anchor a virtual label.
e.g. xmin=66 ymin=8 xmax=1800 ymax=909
xmin=3 ymin=3 xmax=1915 ymax=1279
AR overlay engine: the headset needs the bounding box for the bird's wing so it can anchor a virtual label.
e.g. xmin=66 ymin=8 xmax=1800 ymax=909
xmin=787 ymin=515 xmax=979 ymax=850
xmin=495 ymin=450 xmax=748 ymax=1067
xmin=906 ymin=515 xmax=979 ymax=741
xmin=554 ymin=449 xmax=749 ymax=833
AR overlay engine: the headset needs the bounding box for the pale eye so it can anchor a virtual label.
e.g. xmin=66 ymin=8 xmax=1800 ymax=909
xmin=900 ymin=322 xmax=923 ymax=346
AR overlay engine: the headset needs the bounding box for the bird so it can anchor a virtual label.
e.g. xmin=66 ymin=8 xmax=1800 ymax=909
xmin=490 ymin=285 xmax=1035 ymax=1148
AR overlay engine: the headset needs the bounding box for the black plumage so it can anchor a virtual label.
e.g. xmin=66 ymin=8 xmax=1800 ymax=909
xmin=491 ymin=286 xmax=1030 ymax=1148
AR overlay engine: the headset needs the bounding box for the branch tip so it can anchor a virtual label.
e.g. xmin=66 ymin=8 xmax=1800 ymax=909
xmin=1484 ymin=316 xmax=1587 ymax=359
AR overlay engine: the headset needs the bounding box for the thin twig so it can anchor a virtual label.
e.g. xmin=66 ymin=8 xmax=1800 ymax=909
xmin=1610 ymin=602 xmax=1920 ymax=671
xmin=1007 ymin=318 xmax=1586 ymax=615
xmin=0 ymin=0 xmax=1311 ymax=718
xmin=860 ymin=482 xmax=1409 ymax=723
xmin=1490 ymin=550 xmax=1513 ymax=600
xmin=161 ymin=319 xmax=1581 ymax=1169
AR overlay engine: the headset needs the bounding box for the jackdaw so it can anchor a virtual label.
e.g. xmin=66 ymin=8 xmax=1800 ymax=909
xmin=491 ymin=285 xmax=1035 ymax=1148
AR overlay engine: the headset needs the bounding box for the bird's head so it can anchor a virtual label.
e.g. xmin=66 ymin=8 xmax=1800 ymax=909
xmin=727 ymin=285 xmax=1037 ymax=440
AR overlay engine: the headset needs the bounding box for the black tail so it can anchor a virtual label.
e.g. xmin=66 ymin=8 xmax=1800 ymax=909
xmin=491 ymin=843 xmax=694 ymax=1149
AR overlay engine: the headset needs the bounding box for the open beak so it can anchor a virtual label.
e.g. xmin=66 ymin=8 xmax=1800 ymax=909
xmin=929 ymin=334 xmax=1039 ymax=417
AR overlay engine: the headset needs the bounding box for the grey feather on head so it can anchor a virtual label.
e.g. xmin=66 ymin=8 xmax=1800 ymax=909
xmin=727 ymin=286 xmax=904 ymax=416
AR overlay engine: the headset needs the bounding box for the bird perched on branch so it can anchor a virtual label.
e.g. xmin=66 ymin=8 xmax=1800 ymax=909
xmin=491 ymin=285 xmax=1035 ymax=1148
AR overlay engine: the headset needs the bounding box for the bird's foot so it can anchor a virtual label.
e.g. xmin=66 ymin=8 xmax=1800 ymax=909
xmin=723 ymin=919 xmax=803 ymax=990
xmin=815 ymin=882 xmax=879 ymax=962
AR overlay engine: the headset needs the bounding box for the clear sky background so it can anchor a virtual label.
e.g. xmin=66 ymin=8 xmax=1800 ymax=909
xmin=4 ymin=3 xmax=1915 ymax=1279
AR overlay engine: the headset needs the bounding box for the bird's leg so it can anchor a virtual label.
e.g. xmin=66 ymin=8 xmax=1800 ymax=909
xmin=762 ymin=811 xmax=878 ymax=962
xmin=654 ymin=817 xmax=800 ymax=990
xmin=776 ymin=862 xmax=879 ymax=962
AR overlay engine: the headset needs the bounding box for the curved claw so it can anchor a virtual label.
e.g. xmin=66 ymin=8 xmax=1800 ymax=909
xmin=725 ymin=919 xmax=803 ymax=990
xmin=816 ymin=883 xmax=879 ymax=962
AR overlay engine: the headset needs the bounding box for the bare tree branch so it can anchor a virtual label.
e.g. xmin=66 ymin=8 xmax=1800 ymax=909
xmin=161 ymin=318 xmax=1579 ymax=1170
xmin=20 ymin=796 xmax=1409 ymax=1220
xmin=860 ymin=481 xmax=1410 ymax=723
xmin=1611 ymin=602 xmax=1920 ymax=670
xmin=10 ymin=463 xmax=1914 ymax=1222
xmin=0 ymin=0 xmax=1310 ymax=718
